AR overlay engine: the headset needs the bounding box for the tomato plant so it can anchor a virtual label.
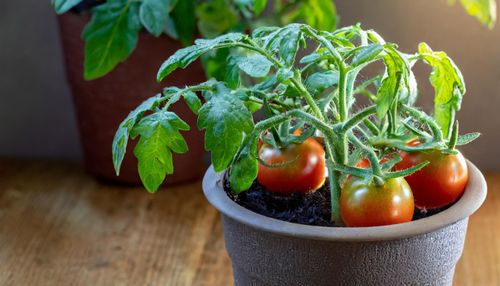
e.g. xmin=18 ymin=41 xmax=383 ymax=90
xmin=257 ymin=138 xmax=326 ymax=193
xmin=340 ymin=176 xmax=414 ymax=227
xmin=113 ymin=22 xmax=480 ymax=226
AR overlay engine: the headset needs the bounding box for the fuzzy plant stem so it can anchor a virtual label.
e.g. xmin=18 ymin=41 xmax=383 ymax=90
xmin=285 ymin=74 xmax=346 ymax=224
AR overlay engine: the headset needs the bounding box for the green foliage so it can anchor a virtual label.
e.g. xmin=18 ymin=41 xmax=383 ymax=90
xmin=261 ymin=24 xmax=303 ymax=67
xmin=253 ymin=0 xmax=268 ymax=15
xmin=456 ymin=132 xmax=481 ymax=145
xmin=112 ymin=96 xmax=162 ymax=175
xmin=305 ymin=71 xmax=339 ymax=94
xmin=350 ymin=44 xmax=384 ymax=67
xmin=183 ymin=91 xmax=202 ymax=114
xmin=197 ymin=84 xmax=254 ymax=172
xmin=140 ymin=0 xmax=171 ymax=36
xmin=53 ymin=0 xmax=497 ymax=80
xmin=225 ymin=55 xmax=242 ymax=88
xmin=157 ymin=33 xmax=246 ymax=81
xmin=281 ymin=0 xmax=338 ymax=31
xmin=52 ymin=0 xmax=340 ymax=80
xmin=52 ymin=0 xmax=82 ymax=14
xmin=131 ymin=111 xmax=190 ymax=192
xmin=196 ymin=0 xmax=239 ymax=38
xmin=171 ymin=0 xmax=196 ymax=45
xmin=237 ymin=54 xmax=273 ymax=77
xmin=113 ymin=23 xmax=475 ymax=223
xmin=418 ymin=43 xmax=466 ymax=139
xmin=83 ymin=0 xmax=141 ymax=80
xmin=449 ymin=0 xmax=497 ymax=28
xmin=229 ymin=137 xmax=259 ymax=193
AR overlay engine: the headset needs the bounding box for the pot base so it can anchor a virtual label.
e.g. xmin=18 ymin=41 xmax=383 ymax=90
xmin=223 ymin=215 xmax=466 ymax=286
xmin=232 ymin=264 xmax=455 ymax=286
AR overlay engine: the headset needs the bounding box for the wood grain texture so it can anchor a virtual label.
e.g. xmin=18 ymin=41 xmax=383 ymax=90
xmin=0 ymin=160 xmax=232 ymax=286
xmin=0 ymin=159 xmax=497 ymax=286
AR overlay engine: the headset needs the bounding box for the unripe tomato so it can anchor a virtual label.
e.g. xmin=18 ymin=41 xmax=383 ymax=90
xmin=257 ymin=138 xmax=326 ymax=194
xmin=340 ymin=176 xmax=414 ymax=227
xmin=395 ymin=148 xmax=468 ymax=209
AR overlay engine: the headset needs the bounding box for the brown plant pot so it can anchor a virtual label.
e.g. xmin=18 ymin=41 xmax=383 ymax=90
xmin=57 ymin=13 xmax=206 ymax=185
xmin=203 ymin=161 xmax=487 ymax=285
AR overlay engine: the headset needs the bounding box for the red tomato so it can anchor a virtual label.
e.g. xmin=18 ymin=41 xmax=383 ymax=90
xmin=395 ymin=148 xmax=468 ymax=209
xmin=340 ymin=176 xmax=414 ymax=227
xmin=355 ymin=157 xmax=390 ymax=169
xmin=257 ymin=138 xmax=326 ymax=193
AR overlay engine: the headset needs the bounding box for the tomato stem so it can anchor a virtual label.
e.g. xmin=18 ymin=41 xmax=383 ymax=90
xmin=448 ymin=120 xmax=459 ymax=151
xmin=373 ymin=176 xmax=385 ymax=187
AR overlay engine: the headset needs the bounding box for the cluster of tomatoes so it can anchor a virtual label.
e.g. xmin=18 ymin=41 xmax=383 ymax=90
xmin=257 ymin=138 xmax=469 ymax=227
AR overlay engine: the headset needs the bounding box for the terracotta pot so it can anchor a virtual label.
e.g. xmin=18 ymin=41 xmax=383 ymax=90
xmin=57 ymin=13 xmax=206 ymax=185
xmin=202 ymin=161 xmax=487 ymax=286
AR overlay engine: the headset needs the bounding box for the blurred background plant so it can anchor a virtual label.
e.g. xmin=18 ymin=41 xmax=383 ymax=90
xmin=51 ymin=0 xmax=338 ymax=80
xmin=449 ymin=0 xmax=496 ymax=28
xmin=51 ymin=0 xmax=496 ymax=81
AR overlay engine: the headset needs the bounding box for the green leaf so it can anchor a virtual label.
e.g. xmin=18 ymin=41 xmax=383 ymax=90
xmin=449 ymin=0 xmax=497 ymax=28
xmin=333 ymin=164 xmax=372 ymax=178
xmin=183 ymin=91 xmax=202 ymax=114
xmin=456 ymin=132 xmax=481 ymax=145
xmin=229 ymin=137 xmax=259 ymax=193
xmin=305 ymin=71 xmax=339 ymax=93
xmin=300 ymin=53 xmax=321 ymax=64
xmin=132 ymin=111 xmax=190 ymax=192
xmin=276 ymin=68 xmax=294 ymax=83
xmin=195 ymin=0 xmax=239 ymax=38
xmin=52 ymin=0 xmax=82 ymax=14
xmin=157 ymin=32 xmax=246 ymax=81
xmin=384 ymin=161 xmax=430 ymax=179
xmin=201 ymin=48 xmax=231 ymax=80
xmin=253 ymin=0 xmax=267 ymax=15
xmin=263 ymin=24 xmax=303 ymax=67
xmin=163 ymin=1 xmax=180 ymax=39
xmin=377 ymin=62 xmax=402 ymax=118
xmin=164 ymin=14 xmax=179 ymax=39
xmin=140 ymin=0 xmax=170 ymax=36
xmin=171 ymin=0 xmax=196 ymax=45
xmin=225 ymin=55 xmax=241 ymax=88
xmin=197 ymin=84 xmax=254 ymax=172
xmin=399 ymin=68 xmax=418 ymax=106
xmin=350 ymin=44 xmax=383 ymax=67
xmin=254 ymin=74 xmax=278 ymax=90
xmin=281 ymin=0 xmax=338 ymax=31
xmin=251 ymin=26 xmax=279 ymax=38
xmin=112 ymin=95 xmax=162 ymax=175
xmin=237 ymin=54 xmax=272 ymax=77
xmin=83 ymin=1 xmax=141 ymax=80
xmin=380 ymin=153 xmax=403 ymax=171
xmin=418 ymin=43 xmax=466 ymax=139
xmin=377 ymin=45 xmax=409 ymax=118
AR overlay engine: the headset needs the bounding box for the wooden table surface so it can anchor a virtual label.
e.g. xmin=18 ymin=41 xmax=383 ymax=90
xmin=0 ymin=160 xmax=498 ymax=286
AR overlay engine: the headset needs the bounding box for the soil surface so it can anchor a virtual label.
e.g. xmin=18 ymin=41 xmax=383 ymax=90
xmin=224 ymin=178 xmax=451 ymax=227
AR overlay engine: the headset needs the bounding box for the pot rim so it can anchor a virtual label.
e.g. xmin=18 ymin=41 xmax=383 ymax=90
xmin=202 ymin=160 xmax=487 ymax=242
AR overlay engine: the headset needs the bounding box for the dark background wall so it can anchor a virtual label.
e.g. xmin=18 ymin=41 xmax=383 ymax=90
xmin=0 ymin=0 xmax=81 ymax=159
xmin=0 ymin=0 xmax=499 ymax=169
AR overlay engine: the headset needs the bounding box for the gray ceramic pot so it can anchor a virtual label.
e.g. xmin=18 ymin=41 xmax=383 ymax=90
xmin=202 ymin=161 xmax=487 ymax=286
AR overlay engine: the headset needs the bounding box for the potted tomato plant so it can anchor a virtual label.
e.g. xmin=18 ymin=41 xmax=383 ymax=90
xmin=112 ymin=23 xmax=487 ymax=285
xmin=52 ymin=0 xmax=337 ymax=184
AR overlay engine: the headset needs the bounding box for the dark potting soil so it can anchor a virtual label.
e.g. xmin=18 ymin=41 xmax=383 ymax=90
xmin=224 ymin=177 xmax=451 ymax=227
